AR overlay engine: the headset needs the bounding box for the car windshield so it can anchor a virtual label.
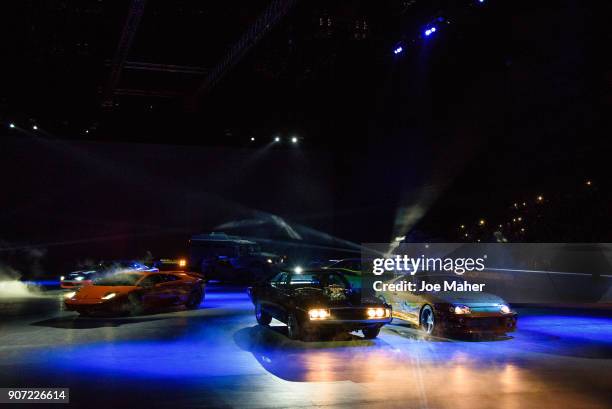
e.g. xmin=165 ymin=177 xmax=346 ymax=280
xmin=288 ymin=272 xmax=348 ymax=289
xmin=93 ymin=273 xmax=142 ymax=286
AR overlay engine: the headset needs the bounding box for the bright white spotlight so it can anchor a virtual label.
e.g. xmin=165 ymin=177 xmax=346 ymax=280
xmin=425 ymin=26 xmax=437 ymax=37
xmin=294 ymin=266 xmax=303 ymax=274
xmin=291 ymin=136 xmax=298 ymax=144
xmin=32 ymin=125 xmax=38 ymax=130
xmin=250 ymin=137 xmax=255 ymax=142
xmin=393 ymin=46 xmax=403 ymax=55
xmin=9 ymin=123 xmax=15 ymax=128
xmin=274 ymin=136 xmax=280 ymax=142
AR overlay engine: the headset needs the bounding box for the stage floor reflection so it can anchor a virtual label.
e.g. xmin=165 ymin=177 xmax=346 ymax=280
xmin=0 ymin=288 xmax=610 ymax=408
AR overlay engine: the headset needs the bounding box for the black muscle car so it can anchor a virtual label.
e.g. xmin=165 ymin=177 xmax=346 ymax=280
xmin=247 ymin=269 xmax=392 ymax=340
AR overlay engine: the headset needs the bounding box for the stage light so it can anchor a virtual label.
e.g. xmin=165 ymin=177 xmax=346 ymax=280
xmin=9 ymin=123 xmax=15 ymax=128
xmin=291 ymin=136 xmax=298 ymax=144
xmin=460 ymin=224 xmax=465 ymax=229
xmin=274 ymin=136 xmax=280 ymax=142
xmin=536 ymin=195 xmax=543 ymax=202
xmin=586 ymin=180 xmax=592 ymax=186
xmin=393 ymin=46 xmax=403 ymax=54
xmin=294 ymin=266 xmax=303 ymax=274
xmin=32 ymin=125 xmax=38 ymax=130
xmin=478 ymin=219 xmax=485 ymax=226
xmin=250 ymin=137 xmax=255 ymax=142
xmin=425 ymin=27 xmax=437 ymax=37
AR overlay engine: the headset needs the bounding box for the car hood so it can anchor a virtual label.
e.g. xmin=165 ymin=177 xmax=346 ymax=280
xmin=425 ymin=291 xmax=506 ymax=305
xmin=293 ymin=287 xmax=382 ymax=307
xmin=73 ymin=285 xmax=136 ymax=300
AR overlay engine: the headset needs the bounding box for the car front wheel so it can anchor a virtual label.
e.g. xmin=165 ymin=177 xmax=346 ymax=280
xmin=255 ymin=302 xmax=272 ymax=326
xmin=420 ymin=305 xmax=436 ymax=335
xmin=362 ymin=327 xmax=381 ymax=339
xmin=287 ymin=313 xmax=302 ymax=340
xmin=127 ymin=294 xmax=143 ymax=316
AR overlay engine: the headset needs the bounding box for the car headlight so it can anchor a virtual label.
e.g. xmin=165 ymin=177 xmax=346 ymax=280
xmin=64 ymin=291 xmax=76 ymax=299
xmin=101 ymin=292 xmax=116 ymax=300
xmin=75 ymin=276 xmax=84 ymax=281
xmin=453 ymin=305 xmax=471 ymax=315
xmin=500 ymin=304 xmax=511 ymax=314
xmin=60 ymin=276 xmax=65 ymax=281
xmin=308 ymin=308 xmax=330 ymax=320
xmin=367 ymin=307 xmax=390 ymax=318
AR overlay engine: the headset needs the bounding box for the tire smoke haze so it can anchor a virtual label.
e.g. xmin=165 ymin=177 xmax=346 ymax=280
xmin=0 ymin=264 xmax=43 ymax=298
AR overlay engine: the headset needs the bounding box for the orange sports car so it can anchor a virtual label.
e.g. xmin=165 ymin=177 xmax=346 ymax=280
xmin=64 ymin=270 xmax=205 ymax=316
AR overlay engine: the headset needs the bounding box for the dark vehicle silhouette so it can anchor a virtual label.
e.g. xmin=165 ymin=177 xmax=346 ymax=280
xmin=189 ymin=233 xmax=283 ymax=282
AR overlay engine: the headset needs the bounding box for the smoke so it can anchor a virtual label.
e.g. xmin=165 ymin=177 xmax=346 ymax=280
xmin=0 ymin=264 xmax=43 ymax=298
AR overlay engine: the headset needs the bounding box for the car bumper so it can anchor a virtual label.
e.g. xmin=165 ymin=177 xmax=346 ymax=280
xmin=305 ymin=317 xmax=392 ymax=332
xmin=439 ymin=313 xmax=518 ymax=333
xmin=64 ymin=299 xmax=125 ymax=314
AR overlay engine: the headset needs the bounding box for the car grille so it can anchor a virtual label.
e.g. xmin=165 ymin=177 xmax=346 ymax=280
xmin=330 ymin=308 xmax=369 ymax=320
xmin=465 ymin=317 xmax=515 ymax=329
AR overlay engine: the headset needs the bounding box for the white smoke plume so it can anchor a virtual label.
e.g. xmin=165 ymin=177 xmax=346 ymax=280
xmin=0 ymin=264 xmax=43 ymax=298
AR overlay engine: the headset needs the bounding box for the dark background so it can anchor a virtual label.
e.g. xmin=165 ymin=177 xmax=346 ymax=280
xmin=1 ymin=0 xmax=610 ymax=275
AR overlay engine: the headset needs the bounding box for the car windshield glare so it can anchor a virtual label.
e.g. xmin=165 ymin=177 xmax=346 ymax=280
xmin=288 ymin=272 xmax=348 ymax=290
xmin=289 ymin=274 xmax=321 ymax=288
xmin=93 ymin=273 xmax=142 ymax=286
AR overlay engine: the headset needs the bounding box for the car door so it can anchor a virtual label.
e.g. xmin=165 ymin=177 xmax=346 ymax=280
xmin=155 ymin=274 xmax=184 ymax=305
xmin=265 ymin=272 xmax=288 ymax=320
xmin=139 ymin=274 xmax=166 ymax=307
xmin=392 ymin=275 xmax=423 ymax=324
